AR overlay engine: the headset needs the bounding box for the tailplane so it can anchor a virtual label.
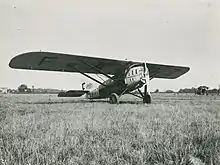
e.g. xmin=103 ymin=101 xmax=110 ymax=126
xmin=58 ymin=90 xmax=89 ymax=97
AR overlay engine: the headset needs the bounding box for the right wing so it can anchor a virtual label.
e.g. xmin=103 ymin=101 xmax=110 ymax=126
xmin=146 ymin=63 xmax=190 ymax=79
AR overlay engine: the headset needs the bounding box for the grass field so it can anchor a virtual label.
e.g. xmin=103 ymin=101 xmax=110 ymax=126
xmin=0 ymin=93 xmax=220 ymax=164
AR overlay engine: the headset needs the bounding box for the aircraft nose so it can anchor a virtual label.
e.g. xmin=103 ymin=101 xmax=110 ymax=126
xmin=140 ymin=77 xmax=146 ymax=84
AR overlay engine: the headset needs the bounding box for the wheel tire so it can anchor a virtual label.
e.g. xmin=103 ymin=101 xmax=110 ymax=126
xmin=143 ymin=94 xmax=151 ymax=104
xmin=109 ymin=93 xmax=119 ymax=104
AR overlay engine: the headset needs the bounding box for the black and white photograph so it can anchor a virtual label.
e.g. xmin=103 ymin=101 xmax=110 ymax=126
xmin=1 ymin=0 xmax=220 ymax=164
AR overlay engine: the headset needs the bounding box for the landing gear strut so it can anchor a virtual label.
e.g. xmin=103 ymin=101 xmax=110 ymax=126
xmin=143 ymin=85 xmax=151 ymax=104
xmin=109 ymin=93 xmax=119 ymax=104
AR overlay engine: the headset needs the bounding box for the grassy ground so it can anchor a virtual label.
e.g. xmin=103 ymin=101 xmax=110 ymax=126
xmin=0 ymin=93 xmax=220 ymax=164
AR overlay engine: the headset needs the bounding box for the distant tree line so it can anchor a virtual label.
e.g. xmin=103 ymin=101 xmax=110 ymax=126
xmin=178 ymin=87 xmax=220 ymax=95
xmin=7 ymin=84 xmax=65 ymax=94
xmin=178 ymin=88 xmax=197 ymax=93
xmin=6 ymin=84 xmax=220 ymax=95
xmin=153 ymin=87 xmax=220 ymax=95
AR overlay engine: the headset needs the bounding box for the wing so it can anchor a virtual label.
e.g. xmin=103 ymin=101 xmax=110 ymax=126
xmin=9 ymin=51 xmax=134 ymax=75
xmin=146 ymin=63 xmax=190 ymax=79
xmin=9 ymin=51 xmax=190 ymax=79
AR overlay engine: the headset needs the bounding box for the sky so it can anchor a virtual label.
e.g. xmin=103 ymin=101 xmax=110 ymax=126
xmin=1 ymin=0 xmax=220 ymax=92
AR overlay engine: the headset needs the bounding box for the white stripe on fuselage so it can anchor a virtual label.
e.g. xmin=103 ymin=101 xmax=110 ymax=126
xmin=124 ymin=65 xmax=148 ymax=86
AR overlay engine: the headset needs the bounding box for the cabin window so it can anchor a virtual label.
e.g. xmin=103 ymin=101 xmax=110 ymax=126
xmin=135 ymin=69 xmax=137 ymax=74
xmin=131 ymin=70 xmax=133 ymax=75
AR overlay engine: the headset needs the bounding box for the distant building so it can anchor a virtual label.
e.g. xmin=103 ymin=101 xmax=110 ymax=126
xmin=7 ymin=89 xmax=17 ymax=93
xmin=0 ymin=87 xmax=8 ymax=94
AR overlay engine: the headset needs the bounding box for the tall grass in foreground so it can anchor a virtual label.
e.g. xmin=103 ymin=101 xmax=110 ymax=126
xmin=0 ymin=94 xmax=220 ymax=164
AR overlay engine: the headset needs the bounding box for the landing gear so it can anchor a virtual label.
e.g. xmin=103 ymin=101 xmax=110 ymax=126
xmin=143 ymin=85 xmax=151 ymax=104
xmin=143 ymin=94 xmax=151 ymax=104
xmin=109 ymin=93 xmax=119 ymax=104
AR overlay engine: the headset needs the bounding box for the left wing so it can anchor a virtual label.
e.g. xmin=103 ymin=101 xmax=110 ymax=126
xmin=9 ymin=51 xmax=134 ymax=75
xmin=9 ymin=51 xmax=190 ymax=79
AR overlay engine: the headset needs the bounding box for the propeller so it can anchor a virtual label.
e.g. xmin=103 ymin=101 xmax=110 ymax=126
xmin=143 ymin=63 xmax=151 ymax=104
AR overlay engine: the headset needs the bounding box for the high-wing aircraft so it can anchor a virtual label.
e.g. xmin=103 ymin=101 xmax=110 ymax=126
xmin=9 ymin=51 xmax=190 ymax=104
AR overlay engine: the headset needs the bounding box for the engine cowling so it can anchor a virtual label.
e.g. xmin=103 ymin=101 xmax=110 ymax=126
xmin=124 ymin=65 xmax=149 ymax=88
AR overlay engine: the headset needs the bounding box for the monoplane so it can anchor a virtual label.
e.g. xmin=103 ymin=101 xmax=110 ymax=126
xmin=9 ymin=52 xmax=190 ymax=104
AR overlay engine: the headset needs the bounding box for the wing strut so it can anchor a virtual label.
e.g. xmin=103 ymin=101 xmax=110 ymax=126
xmin=138 ymin=88 xmax=144 ymax=98
xmin=76 ymin=57 xmax=114 ymax=80
xmin=67 ymin=64 xmax=107 ymax=87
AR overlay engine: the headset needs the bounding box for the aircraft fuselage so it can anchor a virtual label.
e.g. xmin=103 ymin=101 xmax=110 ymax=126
xmin=86 ymin=64 xmax=149 ymax=99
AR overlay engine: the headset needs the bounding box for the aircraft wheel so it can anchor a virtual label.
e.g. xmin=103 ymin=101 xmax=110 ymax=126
xmin=109 ymin=93 xmax=119 ymax=104
xmin=143 ymin=94 xmax=151 ymax=104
